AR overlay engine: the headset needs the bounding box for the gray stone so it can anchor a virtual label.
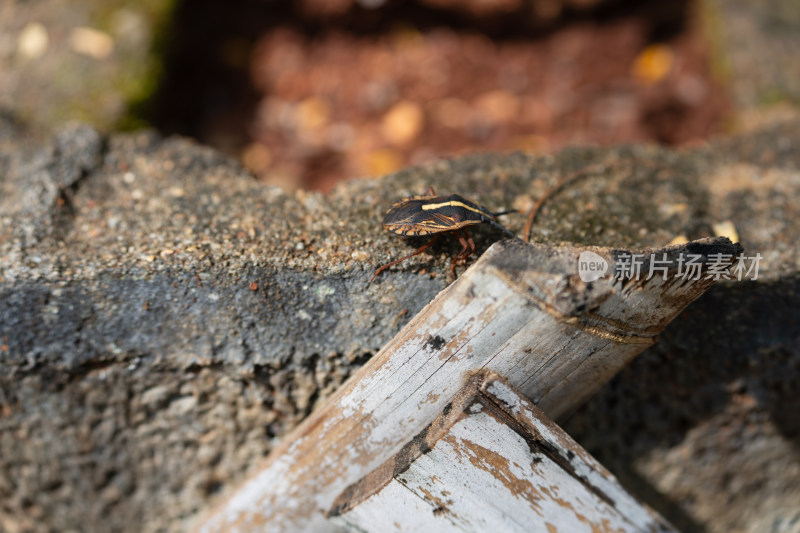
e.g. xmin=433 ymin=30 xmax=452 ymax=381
xmin=1 ymin=118 xmax=799 ymax=532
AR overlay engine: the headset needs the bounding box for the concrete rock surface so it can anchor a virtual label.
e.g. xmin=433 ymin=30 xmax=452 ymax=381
xmin=1 ymin=118 xmax=799 ymax=532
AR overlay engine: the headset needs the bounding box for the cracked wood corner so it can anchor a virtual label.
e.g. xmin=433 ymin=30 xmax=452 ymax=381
xmin=197 ymin=236 xmax=740 ymax=532
xmin=329 ymin=371 xmax=676 ymax=533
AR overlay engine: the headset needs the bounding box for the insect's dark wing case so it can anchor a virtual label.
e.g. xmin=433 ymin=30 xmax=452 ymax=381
xmin=412 ymin=211 xmax=458 ymax=233
xmin=383 ymin=196 xmax=449 ymax=235
xmin=386 ymin=210 xmax=455 ymax=236
xmin=382 ymin=195 xmax=490 ymax=236
xmin=383 ymin=199 xmax=420 ymax=223
xmin=413 ymin=211 xmax=483 ymax=233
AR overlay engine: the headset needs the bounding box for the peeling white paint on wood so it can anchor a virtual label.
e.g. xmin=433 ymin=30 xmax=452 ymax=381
xmin=197 ymin=238 xmax=738 ymax=532
xmin=331 ymin=373 xmax=675 ymax=533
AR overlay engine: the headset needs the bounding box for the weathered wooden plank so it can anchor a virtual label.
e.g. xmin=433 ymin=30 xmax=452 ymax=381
xmin=197 ymin=237 xmax=739 ymax=532
xmin=329 ymin=371 xmax=676 ymax=533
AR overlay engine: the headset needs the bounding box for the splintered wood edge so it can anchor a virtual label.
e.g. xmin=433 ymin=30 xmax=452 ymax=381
xmin=326 ymin=371 xmax=494 ymax=517
xmin=197 ymin=237 xmax=739 ymax=532
xmin=481 ymin=237 xmax=742 ymax=339
xmin=328 ymin=371 xmax=675 ymax=532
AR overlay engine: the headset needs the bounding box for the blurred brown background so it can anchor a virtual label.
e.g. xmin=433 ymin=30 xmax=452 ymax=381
xmin=152 ymin=0 xmax=728 ymax=192
xmin=1 ymin=0 xmax=797 ymax=192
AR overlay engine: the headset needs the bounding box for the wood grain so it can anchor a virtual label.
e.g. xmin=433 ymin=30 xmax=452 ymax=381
xmin=197 ymin=237 xmax=739 ymax=532
xmin=330 ymin=371 xmax=676 ymax=533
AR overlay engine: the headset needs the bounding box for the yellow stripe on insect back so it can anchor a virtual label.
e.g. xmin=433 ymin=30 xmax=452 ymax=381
xmin=421 ymin=201 xmax=490 ymax=216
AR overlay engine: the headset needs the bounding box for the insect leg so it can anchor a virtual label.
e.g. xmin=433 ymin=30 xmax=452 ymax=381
xmin=451 ymin=229 xmax=475 ymax=277
xmin=369 ymin=234 xmax=441 ymax=284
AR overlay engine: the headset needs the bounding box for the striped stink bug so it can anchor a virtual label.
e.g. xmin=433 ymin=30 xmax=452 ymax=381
xmin=369 ymin=188 xmax=520 ymax=283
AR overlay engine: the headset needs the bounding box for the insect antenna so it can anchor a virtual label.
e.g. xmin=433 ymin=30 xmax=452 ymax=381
xmin=487 ymin=220 xmax=525 ymax=242
xmin=487 ymin=209 xmax=524 ymax=242
xmin=523 ymin=158 xmax=618 ymax=242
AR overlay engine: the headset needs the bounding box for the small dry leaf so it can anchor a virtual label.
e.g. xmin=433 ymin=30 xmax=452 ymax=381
xmin=69 ymin=27 xmax=114 ymax=59
xmin=632 ymin=44 xmax=673 ymax=85
xmin=381 ymin=101 xmax=424 ymax=146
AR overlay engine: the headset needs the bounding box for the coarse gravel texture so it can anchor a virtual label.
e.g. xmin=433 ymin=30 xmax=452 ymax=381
xmin=1 ymin=117 xmax=799 ymax=532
